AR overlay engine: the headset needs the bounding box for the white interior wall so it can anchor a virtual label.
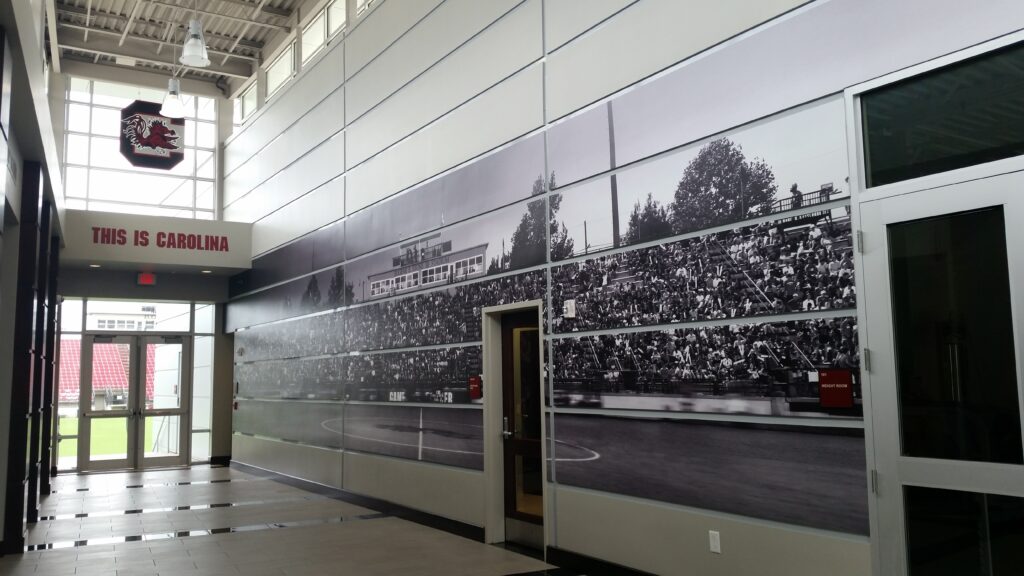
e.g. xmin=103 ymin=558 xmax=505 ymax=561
xmin=222 ymin=0 xmax=1024 ymax=572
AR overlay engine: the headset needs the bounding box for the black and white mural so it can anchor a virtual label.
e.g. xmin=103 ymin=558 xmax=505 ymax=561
xmin=229 ymin=94 xmax=865 ymax=534
xmin=551 ymin=214 xmax=855 ymax=333
xmin=550 ymin=97 xmax=849 ymax=260
xmin=553 ymin=317 xmax=860 ymax=418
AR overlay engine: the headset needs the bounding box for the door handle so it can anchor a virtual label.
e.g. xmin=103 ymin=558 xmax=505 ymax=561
xmin=502 ymin=416 xmax=512 ymax=440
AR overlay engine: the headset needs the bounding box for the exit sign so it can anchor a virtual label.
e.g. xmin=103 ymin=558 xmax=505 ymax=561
xmin=137 ymin=272 xmax=157 ymax=286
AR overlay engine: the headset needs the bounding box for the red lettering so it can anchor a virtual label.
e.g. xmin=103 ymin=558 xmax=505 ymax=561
xmin=156 ymin=232 xmax=166 ymax=247
xmin=187 ymin=234 xmax=196 ymax=250
xmin=138 ymin=230 xmax=149 ymax=247
xmin=116 ymin=228 xmax=127 ymax=246
xmin=177 ymin=233 xmax=186 ymax=249
xmin=92 ymin=227 xmax=102 ymax=244
xmin=220 ymin=237 xmax=229 ymax=252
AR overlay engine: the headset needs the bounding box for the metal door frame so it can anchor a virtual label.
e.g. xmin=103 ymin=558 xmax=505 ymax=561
xmin=845 ymin=30 xmax=1024 ymax=574
xmin=77 ymin=333 xmax=193 ymax=471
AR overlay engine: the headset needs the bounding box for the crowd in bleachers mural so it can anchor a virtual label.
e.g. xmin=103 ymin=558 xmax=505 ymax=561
xmin=345 ymin=270 xmax=546 ymax=350
xmin=553 ymin=317 xmax=860 ymax=417
xmin=551 ymin=215 xmax=855 ymax=333
xmin=345 ymin=346 xmax=482 ymax=403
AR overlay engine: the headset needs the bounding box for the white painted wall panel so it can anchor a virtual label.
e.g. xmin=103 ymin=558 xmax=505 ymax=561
xmin=232 ymin=435 xmax=345 ymax=489
xmin=608 ymin=0 xmax=1024 ymax=168
xmin=343 ymin=451 xmax=484 ymax=527
xmin=251 ymin=175 xmax=345 ymax=256
xmin=344 ymin=0 xmax=444 ymax=80
xmin=346 ymin=63 xmax=544 ymax=215
xmin=544 ymin=0 xmax=636 ymax=52
xmin=545 ymin=0 xmax=804 ymax=120
xmin=346 ymin=0 xmax=542 ymax=167
xmin=224 ymin=87 xmax=345 ymax=206
xmin=224 ymin=42 xmax=345 ymax=176
xmin=345 ymin=0 xmax=524 ymax=122
xmin=555 ymin=486 xmax=870 ymax=576
xmin=225 ymin=133 xmax=345 ymax=223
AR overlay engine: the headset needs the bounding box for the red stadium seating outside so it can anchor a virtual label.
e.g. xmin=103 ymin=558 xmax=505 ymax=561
xmin=58 ymin=339 xmax=155 ymax=403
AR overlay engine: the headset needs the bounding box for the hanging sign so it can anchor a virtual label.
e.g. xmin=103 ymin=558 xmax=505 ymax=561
xmin=119 ymin=100 xmax=185 ymax=170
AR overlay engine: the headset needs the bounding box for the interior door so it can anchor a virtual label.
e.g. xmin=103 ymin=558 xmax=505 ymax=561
xmin=861 ymin=172 xmax=1024 ymax=575
xmin=79 ymin=334 xmax=136 ymax=471
xmin=501 ymin=311 xmax=543 ymax=547
xmin=138 ymin=335 xmax=191 ymax=468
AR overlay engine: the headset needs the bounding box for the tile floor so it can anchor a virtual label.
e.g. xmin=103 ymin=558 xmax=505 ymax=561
xmin=0 ymin=465 xmax=561 ymax=576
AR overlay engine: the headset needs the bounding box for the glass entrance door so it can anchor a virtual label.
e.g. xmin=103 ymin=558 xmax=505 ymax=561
xmin=78 ymin=334 xmax=192 ymax=471
xmin=861 ymin=172 xmax=1024 ymax=575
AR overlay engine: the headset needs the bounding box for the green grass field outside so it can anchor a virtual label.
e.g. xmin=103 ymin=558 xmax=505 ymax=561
xmin=58 ymin=417 xmax=154 ymax=458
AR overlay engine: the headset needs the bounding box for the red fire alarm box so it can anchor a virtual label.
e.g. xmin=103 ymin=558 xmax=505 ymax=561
xmin=468 ymin=375 xmax=482 ymax=400
xmin=818 ymin=369 xmax=854 ymax=408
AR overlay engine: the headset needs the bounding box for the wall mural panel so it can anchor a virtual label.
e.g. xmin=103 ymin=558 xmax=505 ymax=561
xmin=343 ymin=404 xmax=483 ymax=470
xmin=553 ymin=414 xmax=868 ymax=534
xmin=551 ymin=213 xmax=855 ymax=333
xmin=553 ymin=318 xmax=861 ymax=419
xmin=550 ymin=96 xmax=849 ymax=260
xmin=229 ymin=87 xmax=865 ymax=532
xmin=235 ymin=356 xmax=346 ymax=400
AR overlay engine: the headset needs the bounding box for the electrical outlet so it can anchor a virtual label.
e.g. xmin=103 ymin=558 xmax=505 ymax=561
xmin=708 ymin=530 xmax=721 ymax=554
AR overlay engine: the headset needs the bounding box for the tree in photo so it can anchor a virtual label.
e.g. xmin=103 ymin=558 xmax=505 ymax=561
xmin=670 ymin=138 xmax=777 ymax=235
xmin=623 ymin=193 xmax=673 ymax=245
xmin=492 ymin=174 xmax=556 ymax=272
xmin=326 ymin=266 xmax=353 ymax=307
xmin=300 ymin=274 xmax=322 ymax=311
xmin=548 ymin=174 xmax=576 ymax=261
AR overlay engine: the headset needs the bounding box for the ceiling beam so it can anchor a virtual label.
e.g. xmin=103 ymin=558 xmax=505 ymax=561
xmin=58 ymin=22 xmax=259 ymax=62
xmin=118 ymin=0 xmax=142 ymax=46
xmin=83 ymin=0 xmax=92 ymax=41
xmin=222 ymin=0 xmax=271 ymax=67
xmin=45 ymin=0 xmax=61 ymax=72
xmin=58 ymin=36 xmax=251 ymax=79
xmin=143 ymin=0 xmax=291 ymax=32
xmin=215 ymin=0 xmax=292 ymax=18
xmin=55 ymin=4 xmax=265 ymax=50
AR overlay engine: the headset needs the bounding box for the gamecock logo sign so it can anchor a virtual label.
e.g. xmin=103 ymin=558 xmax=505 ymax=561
xmin=119 ymin=100 xmax=185 ymax=170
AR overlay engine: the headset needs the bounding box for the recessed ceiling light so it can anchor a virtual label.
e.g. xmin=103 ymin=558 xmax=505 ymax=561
xmin=89 ymin=264 xmax=102 ymax=268
xmin=200 ymin=270 xmax=212 ymax=274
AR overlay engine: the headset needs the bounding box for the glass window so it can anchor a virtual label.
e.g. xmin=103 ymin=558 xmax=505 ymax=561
xmin=905 ymin=486 xmax=1024 ymax=575
xmin=302 ymin=12 xmax=327 ymax=64
xmin=266 ymin=45 xmax=294 ymax=98
xmin=327 ymin=0 xmax=346 ymax=36
xmin=194 ymin=304 xmax=215 ymax=334
xmin=889 ymin=207 xmax=1022 ymax=464
xmin=863 ymin=42 xmax=1024 ymax=187
xmin=356 ymin=0 xmax=372 ymax=16
xmin=236 ymin=82 xmax=257 ymax=125
xmin=62 ymin=77 xmax=217 ymax=218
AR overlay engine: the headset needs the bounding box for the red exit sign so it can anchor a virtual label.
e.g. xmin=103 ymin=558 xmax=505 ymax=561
xmin=137 ymin=272 xmax=157 ymax=286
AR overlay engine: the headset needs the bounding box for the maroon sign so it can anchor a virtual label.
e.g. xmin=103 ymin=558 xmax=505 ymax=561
xmin=818 ymin=368 xmax=854 ymax=408
xmin=119 ymin=100 xmax=184 ymax=170
xmin=468 ymin=375 xmax=482 ymax=400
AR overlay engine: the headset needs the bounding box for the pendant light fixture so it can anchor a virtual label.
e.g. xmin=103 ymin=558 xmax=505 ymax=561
xmin=179 ymin=0 xmax=210 ymax=68
xmin=160 ymin=76 xmax=187 ymax=118
xmin=161 ymin=44 xmax=187 ymax=118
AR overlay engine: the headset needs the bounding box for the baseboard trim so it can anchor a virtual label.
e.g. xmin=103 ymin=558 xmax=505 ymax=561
xmin=546 ymin=546 xmax=655 ymax=576
xmin=209 ymin=455 xmax=231 ymax=467
xmin=230 ymin=461 xmax=485 ymax=543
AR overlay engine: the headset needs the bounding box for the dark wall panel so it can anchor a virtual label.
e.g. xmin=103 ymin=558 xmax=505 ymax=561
xmin=344 ymin=404 xmax=483 ymax=470
xmin=234 ymin=400 xmax=345 ymax=449
xmin=235 ymin=356 xmax=346 ymax=400
xmin=553 ymin=414 xmax=868 ymax=534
